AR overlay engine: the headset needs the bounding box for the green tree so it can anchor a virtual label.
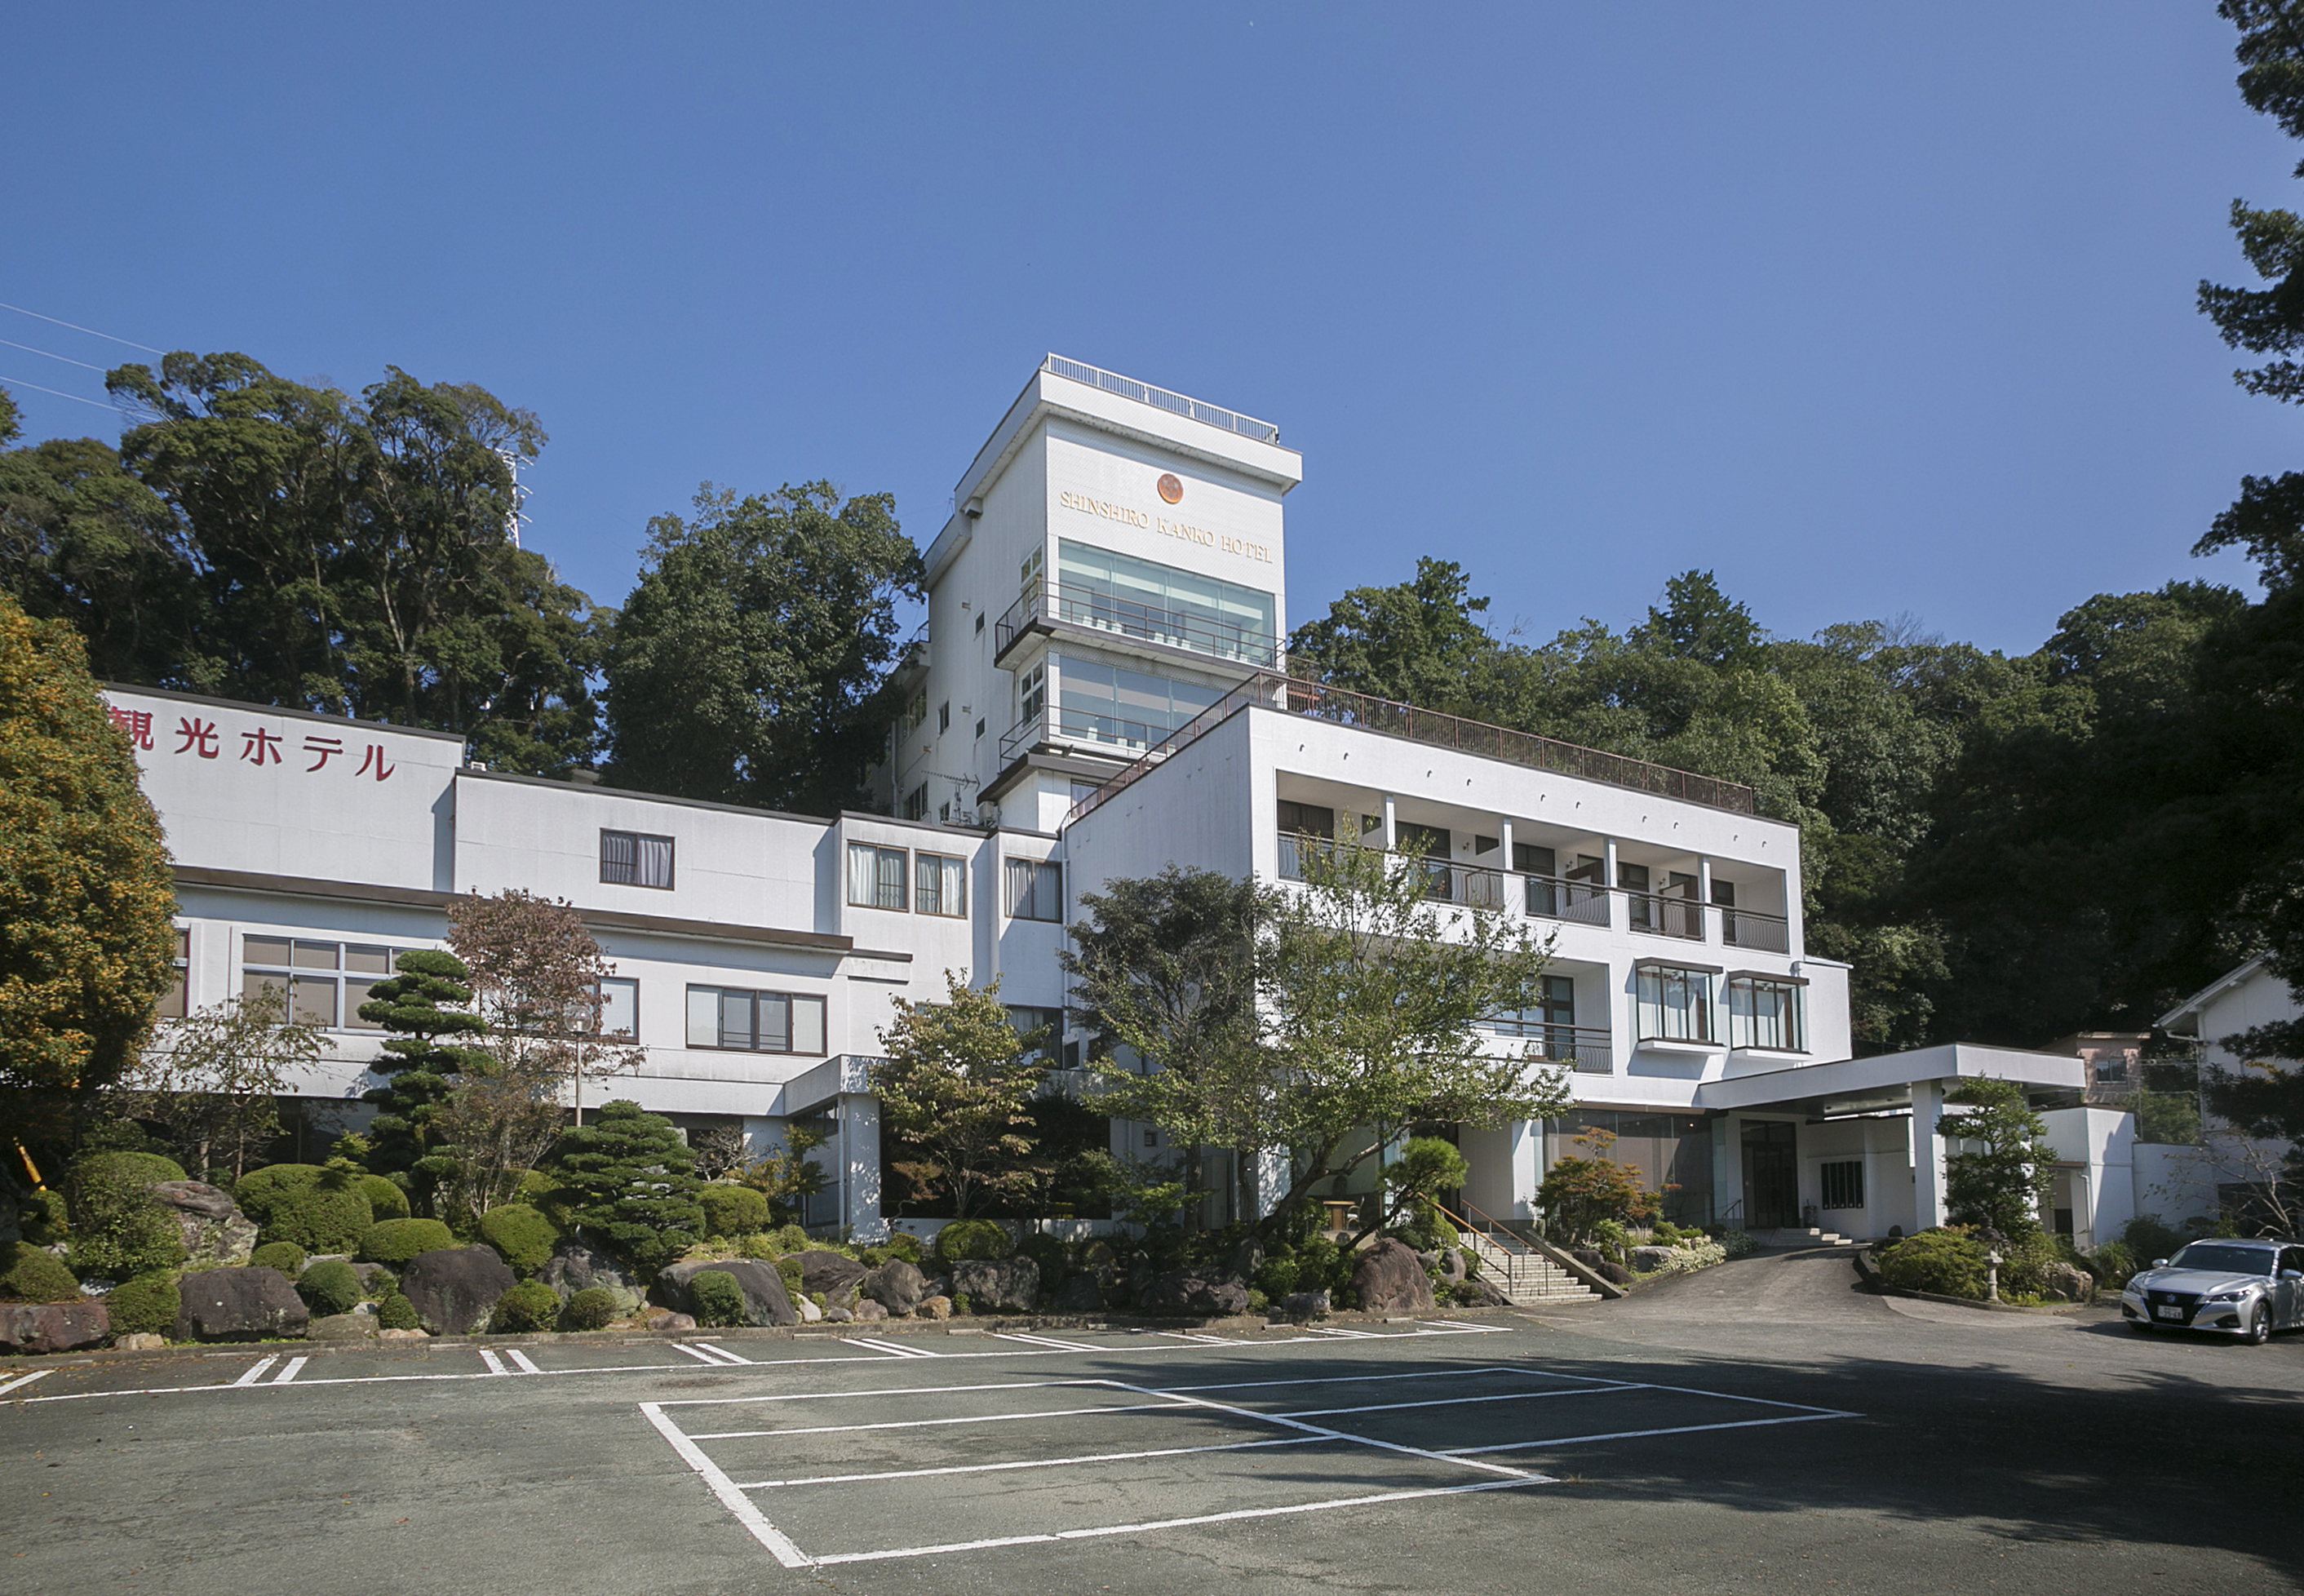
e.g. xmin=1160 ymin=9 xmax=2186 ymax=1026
xmin=734 ymin=1123 xmax=830 ymax=1227
xmin=1253 ymin=835 xmax=1574 ymax=1239
xmin=875 ymin=971 xmax=1048 ymax=1220
xmin=603 ymin=481 xmax=919 ymax=813
xmin=359 ymin=949 xmax=490 ymax=1214
xmin=1535 ymin=1128 xmax=1659 ymax=1245
xmin=1937 ymin=1079 xmax=2055 ymax=1235
xmin=0 ymin=592 xmax=178 ymax=1155
xmin=1063 ymin=866 xmax=1266 ymax=1220
xmin=545 ymin=1098 xmax=703 ymax=1271
xmin=1285 ymin=556 xmax=1499 ymax=712
xmin=116 ymin=986 xmax=325 ymax=1181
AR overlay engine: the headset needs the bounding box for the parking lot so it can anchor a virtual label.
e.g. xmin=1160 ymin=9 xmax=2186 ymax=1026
xmin=7 ymin=1252 xmax=2302 ymax=1594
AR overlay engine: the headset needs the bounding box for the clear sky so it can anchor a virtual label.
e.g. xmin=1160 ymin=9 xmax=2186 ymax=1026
xmin=1 ymin=4 xmax=2290 ymax=657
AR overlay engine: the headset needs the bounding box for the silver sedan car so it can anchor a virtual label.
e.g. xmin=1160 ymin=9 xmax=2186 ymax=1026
xmin=2120 ymin=1239 xmax=2304 ymax=1344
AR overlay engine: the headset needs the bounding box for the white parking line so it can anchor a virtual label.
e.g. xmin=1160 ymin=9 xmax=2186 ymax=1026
xmin=232 ymin=1356 xmax=279 ymax=1386
xmin=1445 ymin=1409 xmax=1859 ymax=1455
xmin=994 ymin=1332 xmax=1100 ymax=1352
xmin=270 ymin=1356 xmax=308 ymax=1385
xmin=729 ymin=1434 xmax=1325 ymax=1490
xmin=478 ymin=1350 xmax=511 ymax=1376
xmin=695 ymin=1343 xmax=753 ymax=1365
xmin=1279 ymin=1384 xmax=1637 ymax=1421
xmin=0 ymin=1370 xmax=49 ymax=1395
xmin=686 ymin=1399 xmax=1193 ymax=1442
xmin=671 ymin=1342 xmax=738 ymax=1366
xmin=845 ymin=1337 xmax=940 ymax=1359
xmin=640 ymin=1401 xmax=812 ymax=1570
xmin=506 ymin=1349 xmax=544 ymax=1375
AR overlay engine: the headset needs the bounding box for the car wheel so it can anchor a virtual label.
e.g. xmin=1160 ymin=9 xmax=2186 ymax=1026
xmin=2245 ymin=1306 xmax=2271 ymax=1346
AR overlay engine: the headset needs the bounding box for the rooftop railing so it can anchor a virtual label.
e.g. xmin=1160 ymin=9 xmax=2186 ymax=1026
xmin=1068 ymin=672 xmax=1758 ymax=825
xmin=1041 ymin=354 xmax=1281 ymax=445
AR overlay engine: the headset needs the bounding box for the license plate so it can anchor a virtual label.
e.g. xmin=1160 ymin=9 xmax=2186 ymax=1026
xmin=2155 ymin=1305 xmax=2184 ymax=1320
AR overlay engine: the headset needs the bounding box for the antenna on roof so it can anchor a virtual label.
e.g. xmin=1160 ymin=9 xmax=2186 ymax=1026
xmin=495 ymin=447 xmax=529 ymax=548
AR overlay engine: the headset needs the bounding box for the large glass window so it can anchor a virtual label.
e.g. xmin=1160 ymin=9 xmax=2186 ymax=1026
xmin=685 ymin=986 xmax=826 ymax=1054
xmin=1055 ymin=654 xmax=1224 ymax=750
xmin=1728 ymin=976 xmax=1806 ymax=1052
xmin=1635 ymin=964 xmax=1715 ymax=1044
xmin=1005 ymin=858 xmax=1063 ymax=921
xmin=596 ymin=977 xmax=638 ymax=1040
xmin=847 ymin=843 xmax=909 ymax=911
xmin=159 ymin=925 xmax=189 ymax=1019
xmin=242 ymin=937 xmax=397 ymax=1031
xmin=1819 ymin=1159 xmax=1864 ymax=1210
xmin=1057 ymin=540 xmax=1276 ymax=662
xmin=915 ymin=852 xmax=967 ymax=917
xmin=600 ymin=829 xmax=675 ymax=889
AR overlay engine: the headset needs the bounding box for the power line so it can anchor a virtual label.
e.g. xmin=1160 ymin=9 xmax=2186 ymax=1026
xmin=0 ymin=299 xmax=164 ymax=355
xmin=0 ymin=337 xmax=108 ymax=371
xmin=0 ymin=374 xmax=124 ymax=411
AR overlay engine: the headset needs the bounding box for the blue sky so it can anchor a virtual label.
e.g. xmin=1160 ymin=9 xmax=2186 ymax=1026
xmin=1 ymin=4 xmax=2290 ymax=656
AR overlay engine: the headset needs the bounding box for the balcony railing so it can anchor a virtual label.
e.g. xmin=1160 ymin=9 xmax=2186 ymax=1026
xmin=999 ymin=706 xmax=1170 ymax=764
xmin=1624 ymin=891 xmax=1704 ymax=941
xmin=995 ymin=582 xmax=1282 ymax=668
xmin=1041 ymin=353 xmax=1281 ymax=444
xmin=1476 ymin=1017 xmax=1614 ymax=1074
xmin=1524 ymin=875 xmax=1611 ymax=927
xmin=1069 ymin=671 xmax=1757 ymax=827
xmin=1720 ymin=907 xmax=1790 ymax=954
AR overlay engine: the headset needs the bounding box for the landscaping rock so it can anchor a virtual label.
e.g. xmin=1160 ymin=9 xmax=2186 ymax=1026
xmin=919 ymin=1294 xmax=952 ymax=1320
xmin=0 ymin=1300 xmax=109 ymax=1353
xmin=378 ymin=1327 xmax=431 ymax=1341
xmin=1283 ymin=1290 xmax=1331 ymax=1319
xmin=1597 ymin=1261 xmax=1634 ymax=1286
xmin=796 ymin=1295 xmax=822 ymax=1323
xmin=2042 ymin=1261 xmax=2095 ymax=1303
xmin=1140 ymin=1266 xmax=1252 ymax=1317
xmin=175 ymin=1266 xmax=308 ymax=1342
xmin=540 ymin=1241 xmax=645 ymax=1314
xmin=346 ymin=1261 xmax=395 ymax=1296
xmin=114 ymin=1331 xmax=166 ymax=1351
xmin=1350 ymin=1239 xmax=1436 ymax=1314
xmin=1052 ymin=1273 xmax=1105 ymax=1312
xmin=853 ymin=1298 xmax=888 ymax=1322
xmin=658 ymin=1259 xmax=799 ymax=1327
xmin=1456 ymin=1277 xmax=1512 ymax=1308
xmin=401 ymin=1246 xmax=516 ymax=1336
xmin=1436 ymin=1247 xmax=1468 ymax=1285
xmin=796 ymin=1250 xmax=867 ymax=1297
xmin=1080 ymin=1239 xmax=1119 ymax=1289
xmin=861 ymin=1259 xmax=926 ymax=1315
xmin=1570 ymin=1247 xmax=1608 ymax=1272
xmin=1230 ymin=1235 xmax=1266 ymax=1283
xmin=642 ymin=1307 xmax=696 ymax=1332
xmin=309 ymin=1312 xmax=379 ymax=1342
xmin=1630 ymin=1245 xmax=1679 ymax=1274
xmin=950 ymin=1257 xmax=1040 ymax=1314
xmin=146 ymin=1181 xmax=259 ymax=1269
xmin=824 ymin=1305 xmax=853 ymax=1323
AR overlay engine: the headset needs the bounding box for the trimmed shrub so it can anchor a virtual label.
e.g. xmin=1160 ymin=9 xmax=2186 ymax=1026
xmin=377 ymin=1292 xmax=420 ymax=1331
xmin=298 ymin=1259 xmax=364 ymax=1317
xmin=64 ymin=1157 xmax=188 ymax=1280
xmin=1876 ymin=1229 xmax=1988 ymax=1299
xmin=69 ymin=1150 xmax=188 ymax=1195
xmin=561 ymin=1287 xmax=619 ymax=1331
xmin=697 ymin=1185 xmax=769 ymax=1239
xmin=2090 ymin=1240 xmax=2138 ymax=1288
xmin=1253 ymin=1252 xmax=1301 ymax=1300
xmin=357 ymin=1176 xmax=411 ymax=1221
xmin=233 ymin=1163 xmax=326 ymax=1223
xmin=359 ymin=1218 xmax=458 ymax=1266
xmin=935 ymin=1219 xmax=1012 ymax=1265
xmin=773 ymin=1257 xmax=804 ymax=1301
xmin=246 ymin=1165 xmax=374 ymax=1253
xmin=105 ymin=1274 xmax=180 ymax=1339
xmin=880 ymin=1231 xmax=924 ymax=1266
xmin=490 ymin=1280 xmax=560 ymax=1333
xmin=689 ymin=1269 xmax=747 ymax=1328
xmin=762 ymin=1222 xmax=811 ymax=1257
xmin=950 ymin=1292 xmax=973 ymax=1315
xmin=478 ymin=1204 xmax=560 ymax=1277
xmin=21 ymin=1188 xmax=69 ymax=1245
xmin=249 ymin=1240 xmax=308 ymax=1274
xmin=1 ymin=1240 xmax=82 ymax=1301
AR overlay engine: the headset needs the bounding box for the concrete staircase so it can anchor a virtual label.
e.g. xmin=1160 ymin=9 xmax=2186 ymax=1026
xmin=1459 ymin=1230 xmax=1602 ymax=1306
xmin=1753 ymin=1226 xmax=1856 ymax=1248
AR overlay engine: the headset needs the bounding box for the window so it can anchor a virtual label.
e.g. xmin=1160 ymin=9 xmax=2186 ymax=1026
xmin=596 ymin=977 xmax=638 ymax=1040
xmin=938 ymin=802 xmax=951 ymax=825
xmin=1019 ymin=661 xmax=1046 ymax=721
xmin=1819 ymin=1160 xmax=1864 ymax=1210
xmin=1054 ymin=653 xmax=1222 ymax=749
xmin=1005 ymin=858 xmax=1062 ymax=921
xmin=1008 ymin=1005 xmax=1063 ymax=1061
xmin=902 ymin=783 xmax=929 ymax=822
xmin=685 ymin=985 xmax=826 ymax=1054
xmin=848 ymin=843 xmax=909 ymax=910
xmin=1276 ymin=800 xmax=1335 ymax=839
xmin=899 ymin=692 xmax=927 ymax=737
xmin=1635 ymin=964 xmax=1714 ymax=1044
xmin=241 ymin=937 xmax=397 ymax=1031
xmin=1512 ymin=841 xmax=1556 ymax=876
xmin=937 ymin=701 xmax=950 ymax=734
xmin=158 ymin=925 xmax=189 ymax=1019
xmin=1056 ymin=540 xmax=1278 ymax=661
xmin=975 ymin=717 xmax=986 ymax=739
xmin=974 ymin=610 xmax=986 ymax=635
xmin=1728 ymin=976 xmax=1806 ymax=1052
xmin=1069 ymin=778 xmax=1102 ymax=807
xmin=1020 ymin=546 xmax=1044 ymax=596
xmin=915 ymin=851 xmax=967 ymax=916
xmin=600 ymin=829 xmax=675 ymax=889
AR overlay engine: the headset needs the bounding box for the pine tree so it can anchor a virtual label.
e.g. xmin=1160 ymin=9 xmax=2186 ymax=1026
xmin=546 ymin=1099 xmax=702 ymax=1270
xmin=359 ymin=950 xmax=489 ymax=1215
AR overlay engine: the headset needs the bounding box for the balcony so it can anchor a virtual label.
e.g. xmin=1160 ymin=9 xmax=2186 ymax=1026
xmin=1476 ymin=1017 xmax=1614 ymax=1074
xmin=999 ymin=707 xmax=1167 ymax=765
xmin=995 ymin=582 xmax=1282 ymax=670
xmin=1624 ymin=890 xmax=1704 ymax=942
xmin=1720 ymin=906 xmax=1791 ymax=954
xmin=1277 ymin=838 xmax=1608 ymax=928
xmin=1523 ymin=875 xmax=1611 ymax=927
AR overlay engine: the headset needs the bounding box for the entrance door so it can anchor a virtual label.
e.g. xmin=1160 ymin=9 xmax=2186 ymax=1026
xmin=1742 ymin=1121 xmax=1798 ymax=1230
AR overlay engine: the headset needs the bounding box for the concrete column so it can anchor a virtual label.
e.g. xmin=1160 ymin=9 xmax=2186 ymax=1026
xmin=1715 ymin=1115 xmax=1743 ymax=1225
xmin=1381 ymin=792 xmax=1397 ymax=852
xmin=1910 ymin=1080 xmax=1947 ymax=1230
xmin=1602 ymin=836 xmax=1622 ymax=932
xmin=1697 ymin=856 xmax=1714 ymax=942
xmin=1512 ymin=1119 xmax=1544 ymax=1220
xmin=836 ymin=1092 xmax=888 ymax=1241
xmin=1498 ymin=816 xmax=1515 ymax=868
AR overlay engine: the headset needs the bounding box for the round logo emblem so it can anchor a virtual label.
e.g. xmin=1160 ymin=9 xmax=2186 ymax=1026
xmin=1156 ymin=473 xmax=1184 ymax=504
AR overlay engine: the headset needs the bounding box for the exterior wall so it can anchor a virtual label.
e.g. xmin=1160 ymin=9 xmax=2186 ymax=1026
xmin=1800 ymin=1115 xmax=1918 ymax=1240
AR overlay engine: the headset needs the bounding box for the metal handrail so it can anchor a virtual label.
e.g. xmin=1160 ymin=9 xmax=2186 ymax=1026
xmin=995 ymin=580 xmax=1282 ymax=667
xmin=1522 ymin=874 xmax=1611 ymax=926
xmin=1432 ymin=1196 xmax=1624 ymax=1300
xmin=1624 ymin=890 xmax=1706 ymax=941
xmin=1042 ymin=353 xmax=1280 ymax=444
xmin=1720 ymin=907 xmax=1790 ymax=953
xmin=1473 ymin=1018 xmax=1613 ymax=1073
xmin=999 ymin=706 xmax=1170 ymax=764
xmin=1069 ymin=670 xmax=1757 ymax=827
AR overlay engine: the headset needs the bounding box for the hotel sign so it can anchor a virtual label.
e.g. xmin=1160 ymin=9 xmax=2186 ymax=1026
xmin=1056 ymin=485 xmax=1274 ymax=565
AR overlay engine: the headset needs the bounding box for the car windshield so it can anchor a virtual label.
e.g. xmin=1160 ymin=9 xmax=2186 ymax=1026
xmin=2167 ymin=1244 xmax=2275 ymax=1276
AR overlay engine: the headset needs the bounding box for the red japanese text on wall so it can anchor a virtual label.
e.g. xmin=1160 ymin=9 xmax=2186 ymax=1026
xmin=108 ymin=704 xmax=397 ymax=782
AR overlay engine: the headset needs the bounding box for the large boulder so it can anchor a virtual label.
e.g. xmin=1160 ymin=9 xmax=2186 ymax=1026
xmin=658 ymin=1259 xmax=799 ymax=1327
xmin=401 ymin=1247 xmax=516 ymax=1336
xmin=1283 ymin=1289 xmax=1331 ymax=1319
xmin=1630 ymin=1245 xmax=1679 ymax=1275
xmin=1140 ymin=1267 xmax=1252 ymax=1318
xmin=1455 ymin=1276 xmax=1512 ymax=1308
xmin=860 ymin=1259 xmax=926 ymax=1315
xmin=796 ymin=1250 xmax=867 ymax=1298
xmin=147 ymin=1181 xmax=259 ymax=1269
xmin=1351 ymin=1239 xmax=1437 ymax=1314
xmin=1052 ymin=1273 xmax=1105 ymax=1312
xmin=0 ymin=1300 xmax=109 ymax=1354
xmin=308 ymin=1311 xmax=379 ymax=1342
xmin=175 ymin=1266 xmax=308 ymax=1342
xmin=540 ymin=1240 xmax=645 ymax=1314
xmin=950 ymin=1257 xmax=1039 ymax=1314
xmin=2041 ymin=1261 xmax=2096 ymax=1304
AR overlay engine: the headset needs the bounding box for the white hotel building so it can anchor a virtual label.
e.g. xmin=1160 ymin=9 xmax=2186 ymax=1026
xmin=106 ymin=355 xmax=2133 ymax=1246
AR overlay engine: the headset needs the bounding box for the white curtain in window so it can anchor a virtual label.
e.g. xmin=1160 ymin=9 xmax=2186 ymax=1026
xmin=636 ymin=834 xmax=675 ymax=889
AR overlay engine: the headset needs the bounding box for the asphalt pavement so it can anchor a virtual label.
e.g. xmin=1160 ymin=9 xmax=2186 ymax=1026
xmin=6 ymin=1249 xmax=2299 ymax=1595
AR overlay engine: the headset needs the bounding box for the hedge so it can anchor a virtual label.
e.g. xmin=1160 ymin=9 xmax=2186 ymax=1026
xmin=105 ymin=1274 xmax=180 ymax=1338
xmin=689 ymin=1269 xmax=748 ymax=1328
xmin=359 ymin=1218 xmax=458 ymax=1266
xmin=478 ymin=1204 xmax=559 ymax=1277
xmin=357 ymin=1176 xmax=411 ymax=1221
xmin=490 ymin=1280 xmax=560 ymax=1332
xmin=237 ymin=1165 xmax=375 ymax=1253
xmin=0 ymin=1241 xmax=81 ymax=1302
xmin=561 ymin=1287 xmax=619 ymax=1331
xmin=697 ymin=1185 xmax=769 ymax=1239
xmin=298 ymin=1259 xmax=365 ymax=1317
xmin=1876 ymin=1229 xmax=1988 ymax=1299
xmin=232 ymin=1164 xmax=326 ymax=1223
xmin=935 ymin=1219 xmax=1012 ymax=1264
xmin=249 ymin=1240 xmax=308 ymax=1274
xmin=69 ymin=1150 xmax=188 ymax=1194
